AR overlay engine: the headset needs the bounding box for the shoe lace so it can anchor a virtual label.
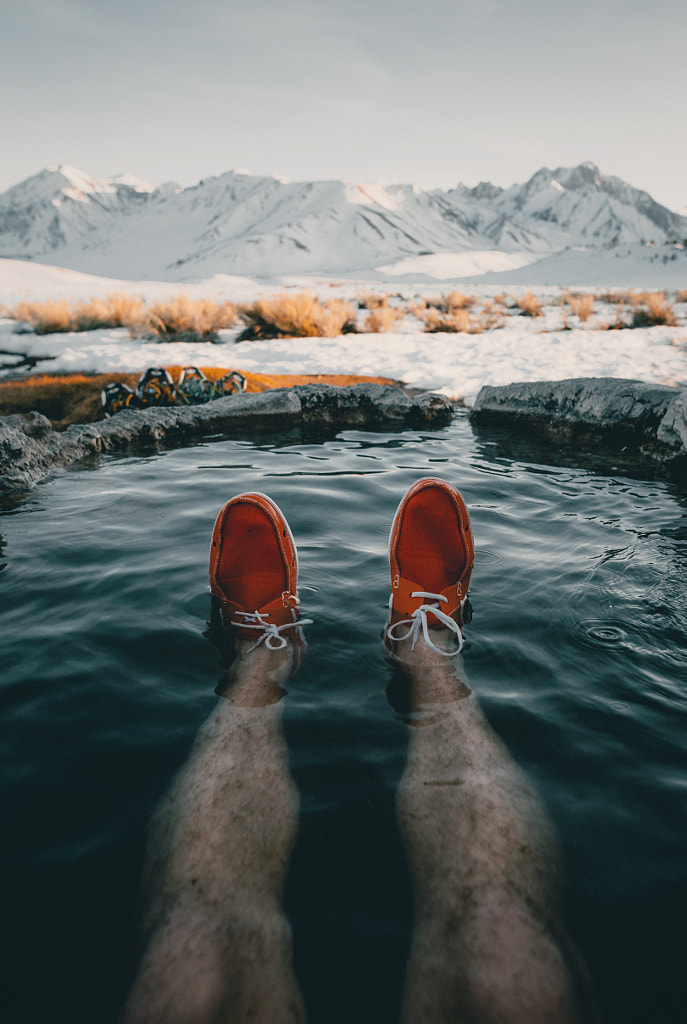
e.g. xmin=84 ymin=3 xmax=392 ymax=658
xmin=232 ymin=596 xmax=313 ymax=652
xmin=386 ymin=591 xmax=464 ymax=656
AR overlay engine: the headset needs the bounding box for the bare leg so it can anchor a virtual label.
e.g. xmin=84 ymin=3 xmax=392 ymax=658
xmin=395 ymin=632 xmax=601 ymax=1024
xmin=121 ymin=640 xmax=306 ymax=1024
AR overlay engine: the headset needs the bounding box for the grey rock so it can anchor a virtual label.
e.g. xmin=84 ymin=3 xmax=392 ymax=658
xmin=470 ymin=377 xmax=687 ymax=462
xmin=657 ymin=390 xmax=687 ymax=450
xmin=0 ymin=412 xmax=95 ymax=495
xmin=0 ymin=384 xmax=451 ymax=496
xmin=296 ymin=383 xmax=452 ymax=431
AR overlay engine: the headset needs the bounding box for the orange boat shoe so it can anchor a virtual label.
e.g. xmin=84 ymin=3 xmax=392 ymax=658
xmin=385 ymin=477 xmax=475 ymax=657
xmin=209 ymin=492 xmax=311 ymax=666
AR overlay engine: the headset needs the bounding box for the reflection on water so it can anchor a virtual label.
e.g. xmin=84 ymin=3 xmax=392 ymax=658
xmin=0 ymin=413 xmax=686 ymax=1024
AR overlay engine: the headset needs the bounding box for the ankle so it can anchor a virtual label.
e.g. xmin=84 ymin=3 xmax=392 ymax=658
xmin=217 ymin=638 xmax=295 ymax=705
xmin=393 ymin=630 xmax=472 ymax=703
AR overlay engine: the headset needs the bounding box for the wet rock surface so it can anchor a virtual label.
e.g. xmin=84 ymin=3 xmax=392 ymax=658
xmin=470 ymin=378 xmax=687 ymax=465
xmin=0 ymin=384 xmax=452 ymax=496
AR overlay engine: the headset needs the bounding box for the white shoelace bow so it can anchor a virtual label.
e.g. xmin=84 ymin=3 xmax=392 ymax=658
xmin=232 ymin=601 xmax=313 ymax=652
xmin=386 ymin=591 xmax=464 ymax=656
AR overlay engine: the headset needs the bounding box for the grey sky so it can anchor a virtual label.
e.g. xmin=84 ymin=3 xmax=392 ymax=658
xmin=1 ymin=0 xmax=685 ymax=209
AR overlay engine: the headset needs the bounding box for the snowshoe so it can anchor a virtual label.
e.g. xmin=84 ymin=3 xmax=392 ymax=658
xmin=176 ymin=366 xmax=217 ymax=405
xmin=216 ymin=370 xmax=247 ymax=396
xmin=136 ymin=367 xmax=176 ymax=407
xmin=101 ymin=382 xmax=142 ymax=418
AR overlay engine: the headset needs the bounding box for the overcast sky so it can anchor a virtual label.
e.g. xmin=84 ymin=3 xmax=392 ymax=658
xmin=1 ymin=0 xmax=685 ymax=209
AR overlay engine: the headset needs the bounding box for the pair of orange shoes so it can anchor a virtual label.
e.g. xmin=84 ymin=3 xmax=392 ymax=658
xmin=209 ymin=478 xmax=475 ymax=664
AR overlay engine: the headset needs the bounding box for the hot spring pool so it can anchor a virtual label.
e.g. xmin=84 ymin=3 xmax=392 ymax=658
xmin=1 ymin=412 xmax=686 ymax=1023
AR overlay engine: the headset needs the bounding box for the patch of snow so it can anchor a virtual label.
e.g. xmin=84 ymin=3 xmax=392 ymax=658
xmin=378 ymin=251 xmax=539 ymax=279
xmin=112 ymin=173 xmax=157 ymax=193
xmin=344 ymin=183 xmax=404 ymax=211
xmin=551 ymin=180 xmax=566 ymax=192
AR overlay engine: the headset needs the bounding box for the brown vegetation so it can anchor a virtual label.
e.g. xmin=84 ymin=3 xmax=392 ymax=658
xmin=419 ymin=294 xmax=505 ymax=334
xmin=563 ymin=292 xmax=595 ymax=322
xmin=143 ymin=295 xmax=237 ymax=341
xmin=12 ymin=299 xmax=76 ymax=334
xmin=425 ymin=290 xmax=475 ymax=313
xmin=236 ymin=292 xmax=357 ymax=341
xmin=358 ymin=291 xmax=392 ymax=310
xmin=598 ymin=290 xmax=678 ymax=330
xmin=515 ymin=292 xmax=543 ymax=317
xmin=629 ymin=291 xmax=676 ymax=328
xmin=7 ymin=293 xmax=236 ymax=342
xmin=363 ymin=306 xmax=404 ymax=332
xmin=676 ymin=289 xmax=687 ymax=303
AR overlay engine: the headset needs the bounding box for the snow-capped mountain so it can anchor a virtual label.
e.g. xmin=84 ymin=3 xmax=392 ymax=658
xmin=0 ymin=162 xmax=684 ymax=280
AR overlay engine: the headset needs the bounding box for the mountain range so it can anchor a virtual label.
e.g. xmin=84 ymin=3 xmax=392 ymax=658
xmin=0 ymin=162 xmax=685 ymax=281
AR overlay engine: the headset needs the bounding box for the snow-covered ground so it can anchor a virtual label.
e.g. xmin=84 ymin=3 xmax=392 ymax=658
xmin=1 ymin=259 xmax=686 ymax=407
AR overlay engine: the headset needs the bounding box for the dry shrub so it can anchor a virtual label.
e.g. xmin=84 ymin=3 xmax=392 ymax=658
xmin=12 ymin=300 xmax=75 ymax=334
xmin=630 ymin=291 xmax=676 ymax=328
xmin=426 ymin=290 xmax=474 ymax=313
xmin=317 ymin=298 xmax=358 ymax=338
xmin=564 ymin=292 xmax=595 ymax=322
xmin=364 ymin=306 xmax=404 ymax=333
xmin=474 ymin=299 xmax=506 ymax=331
xmin=599 ymin=291 xmax=677 ymax=330
xmin=676 ymin=289 xmax=687 ymax=303
xmin=237 ymin=292 xmax=356 ymax=341
xmin=8 ymin=293 xmax=233 ymax=339
xmin=598 ymin=290 xmax=634 ymax=305
xmin=143 ymin=295 xmax=237 ymax=342
xmin=407 ymin=299 xmax=427 ymax=320
xmin=73 ymin=293 xmax=147 ymax=331
xmin=421 ymin=297 xmax=505 ymax=334
xmin=515 ymin=292 xmax=543 ymax=317
xmin=358 ymin=291 xmax=392 ymax=310
xmin=422 ymin=308 xmax=474 ymax=333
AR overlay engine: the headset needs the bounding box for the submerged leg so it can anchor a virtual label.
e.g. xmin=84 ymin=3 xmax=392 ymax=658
xmin=395 ymin=638 xmax=600 ymax=1024
xmin=385 ymin=477 xmax=601 ymax=1024
xmin=122 ymin=491 xmax=309 ymax=1024
xmin=121 ymin=641 xmax=305 ymax=1024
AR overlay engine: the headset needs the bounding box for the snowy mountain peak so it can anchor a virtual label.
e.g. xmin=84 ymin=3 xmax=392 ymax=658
xmin=0 ymin=161 xmax=685 ymax=280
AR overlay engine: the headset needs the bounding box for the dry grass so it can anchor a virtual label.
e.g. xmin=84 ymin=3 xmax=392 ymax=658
xmin=72 ymin=293 xmax=145 ymax=331
xmin=598 ymin=290 xmax=678 ymax=330
xmin=426 ymin=290 xmax=475 ymax=313
xmin=12 ymin=299 xmax=76 ymax=334
xmin=564 ymin=292 xmax=596 ymax=322
xmin=422 ymin=308 xmax=474 ymax=333
xmin=142 ymin=295 xmax=237 ymax=342
xmin=237 ymin=292 xmax=357 ymax=341
xmin=515 ymin=292 xmax=543 ymax=317
xmin=676 ymin=289 xmax=687 ymax=303
xmin=629 ymin=291 xmax=676 ymax=327
xmin=420 ymin=295 xmax=506 ymax=334
xmin=363 ymin=306 xmax=404 ymax=332
xmin=358 ymin=290 xmax=393 ymax=310
xmin=598 ymin=290 xmax=635 ymax=305
xmin=0 ymin=372 xmax=132 ymax=428
xmin=8 ymin=293 xmax=236 ymax=341
xmin=475 ymin=299 xmax=506 ymax=331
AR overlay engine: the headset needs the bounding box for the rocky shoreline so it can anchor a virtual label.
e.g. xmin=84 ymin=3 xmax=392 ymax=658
xmin=470 ymin=377 xmax=687 ymax=465
xmin=2 ymin=377 xmax=686 ymax=499
xmin=0 ymin=383 xmax=452 ymax=496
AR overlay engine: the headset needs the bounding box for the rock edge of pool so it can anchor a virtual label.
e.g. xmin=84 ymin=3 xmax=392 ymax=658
xmin=1 ymin=377 xmax=686 ymax=497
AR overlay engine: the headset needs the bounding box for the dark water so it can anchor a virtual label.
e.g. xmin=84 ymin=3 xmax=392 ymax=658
xmin=1 ymin=413 xmax=686 ymax=1024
